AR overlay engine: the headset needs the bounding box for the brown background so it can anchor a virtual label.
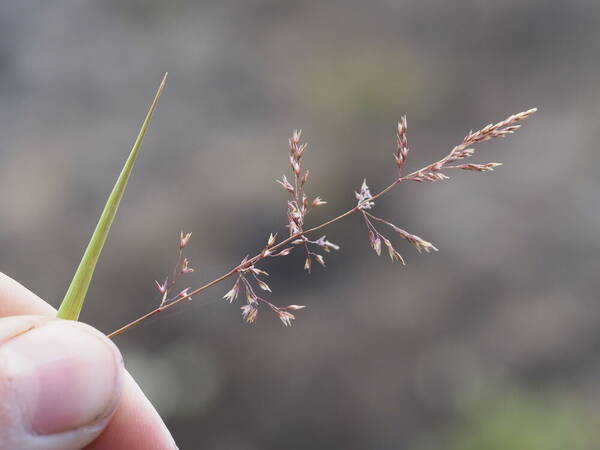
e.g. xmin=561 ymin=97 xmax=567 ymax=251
xmin=0 ymin=1 xmax=598 ymax=449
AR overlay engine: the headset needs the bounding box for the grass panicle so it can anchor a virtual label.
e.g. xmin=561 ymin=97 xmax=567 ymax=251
xmin=106 ymin=102 xmax=536 ymax=338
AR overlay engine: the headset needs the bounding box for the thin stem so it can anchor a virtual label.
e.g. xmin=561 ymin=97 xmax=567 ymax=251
xmin=364 ymin=211 xmax=398 ymax=229
xmin=107 ymin=177 xmax=402 ymax=338
xmin=107 ymin=307 xmax=163 ymax=338
xmin=159 ymin=248 xmax=183 ymax=307
xmin=108 ymin=267 xmax=238 ymax=337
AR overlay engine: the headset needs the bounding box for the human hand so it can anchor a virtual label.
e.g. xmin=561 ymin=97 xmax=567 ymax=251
xmin=0 ymin=272 xmax=177 ymax=449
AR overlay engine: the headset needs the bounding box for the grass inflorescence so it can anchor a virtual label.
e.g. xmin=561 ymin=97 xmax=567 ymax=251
xmin=102 ymin=97 xmax=536 ymax=337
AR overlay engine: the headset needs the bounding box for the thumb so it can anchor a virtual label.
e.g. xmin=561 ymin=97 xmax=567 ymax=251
xmin=0 ymin=316 xmax=124 ymax=450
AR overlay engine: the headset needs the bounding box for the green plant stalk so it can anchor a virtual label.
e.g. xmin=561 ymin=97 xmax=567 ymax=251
xmin=57 ymin=73 xmax=167 ymax=320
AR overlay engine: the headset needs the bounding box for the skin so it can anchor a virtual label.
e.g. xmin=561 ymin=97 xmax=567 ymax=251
xmin=0 ymin=272 xmax=177 ymax=450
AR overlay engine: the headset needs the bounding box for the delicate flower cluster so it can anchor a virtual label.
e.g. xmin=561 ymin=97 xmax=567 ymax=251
xmin=108 ymin=108 xmax=537 ymax=338
xmin=356 ymin=179 xmax=437 ymax=263
xmin=404 ymin=108 xmax=536 ymax=182
xmin=222 ymin=234 xmax=306 ymax=326
xmin=154 ymin=231 xmax=195 ymax=308
xmin=276 ymin=130 xmax=340 ymax=273
xmin=362 ymin=208 xmax=438 ymax=263
xmin=355 ymin=179 xmax=375 ymax=210
xmin=394 ymin=116 xmax=409 ymax=178
xmin=220 ymin=109 xmax=535 ymax=325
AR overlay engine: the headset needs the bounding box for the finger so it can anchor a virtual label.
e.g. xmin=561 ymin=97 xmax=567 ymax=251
xmin=83 ymin=372 xmax=177 ymax=450
xmin=0 ymin=273 xmax=178 ymax=449
xmin=0 ymin=316 xmax=124 ymax=450
xmin=0 ymin=272 xmax=56 ymax=317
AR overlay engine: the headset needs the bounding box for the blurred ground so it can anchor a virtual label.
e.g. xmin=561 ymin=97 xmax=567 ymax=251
xmin=1 ymin=1 xmax=599 ymax=449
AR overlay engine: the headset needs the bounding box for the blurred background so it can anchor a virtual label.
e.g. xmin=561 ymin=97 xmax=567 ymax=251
xmin=1 ymin=1 xmax=599 ymax=448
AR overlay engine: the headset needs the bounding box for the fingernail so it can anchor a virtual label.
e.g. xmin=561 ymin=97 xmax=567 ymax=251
xmin=1 ymin=320 xmax=123 ymax=434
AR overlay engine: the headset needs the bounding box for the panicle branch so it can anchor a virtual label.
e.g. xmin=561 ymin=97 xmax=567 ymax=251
xmin=276 ymin=130 xmax=340 ymax=275
xmin=404 ymin=108 xmax=537 ymax=182
xmin=154 ymin=231 xmax=195 ymax=309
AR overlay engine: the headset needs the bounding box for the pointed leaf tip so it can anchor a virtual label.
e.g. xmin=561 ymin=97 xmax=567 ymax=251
xmin=57 ymin=75 xmax=167 ymax=320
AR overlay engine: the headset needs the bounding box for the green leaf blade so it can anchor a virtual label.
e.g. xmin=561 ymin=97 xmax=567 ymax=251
xmin=57 ymin=73 xmax=168 ymax=320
